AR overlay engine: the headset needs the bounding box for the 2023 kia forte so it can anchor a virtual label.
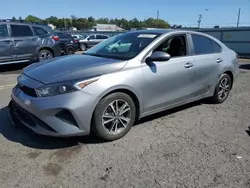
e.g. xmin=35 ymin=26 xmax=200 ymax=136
xmin=9 ymin=29 xmax=239 ymax=141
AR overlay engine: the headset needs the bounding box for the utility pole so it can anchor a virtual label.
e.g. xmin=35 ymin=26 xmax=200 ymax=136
xmin=237 ymin=8 xmax=241 ymax=27
xmin=197 ymin=14 xmax=202 ymax=28
xmin=156 ymin=10 xmax=159 ymax=28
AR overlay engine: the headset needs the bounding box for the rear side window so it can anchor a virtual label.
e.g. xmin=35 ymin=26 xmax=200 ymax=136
xmin=96 ymin=35 xmax=108 ymax=39
xmin=213 ymin=41 xmax=222 ymax=53
xmin=33 ymin=26 xmax=48 ymax=36
xmin=191 ymin=34 xmax=214 ymax=55
xmin=11 ymin=25 xmax=33 ymax=37
xmin=56 ymin=32 xmax=71 ymax=39
xmin=0 ymin=24 xmax=9 ymax=37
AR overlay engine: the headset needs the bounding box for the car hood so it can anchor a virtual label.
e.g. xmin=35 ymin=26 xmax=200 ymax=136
xmin=23 ymin=55 xmax=127 ymax=84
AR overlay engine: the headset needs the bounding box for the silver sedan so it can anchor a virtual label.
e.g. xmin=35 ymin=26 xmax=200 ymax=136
xmin=9 ymin=29 xmax=239 ymax=141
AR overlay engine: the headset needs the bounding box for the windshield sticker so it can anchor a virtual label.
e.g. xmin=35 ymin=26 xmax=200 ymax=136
xmin=137 ymin=34 xmax=157 ymax=38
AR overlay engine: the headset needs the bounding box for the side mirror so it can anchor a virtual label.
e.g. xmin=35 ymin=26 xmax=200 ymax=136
xmin=146 ymin=51 xmax=171 ymax=63
xmin=87 ymin=37 xmax=90 ymax=41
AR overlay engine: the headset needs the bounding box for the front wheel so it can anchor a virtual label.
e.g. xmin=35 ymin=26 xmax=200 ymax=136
xmin=209 ymin=73 xmax=232 ymax=104
xmin=92 ymin=93 xmax=136 ymax=141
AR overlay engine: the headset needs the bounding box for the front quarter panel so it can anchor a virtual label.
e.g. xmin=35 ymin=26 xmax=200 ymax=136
xmin=81 ymin=59 xmax=144 ymax=113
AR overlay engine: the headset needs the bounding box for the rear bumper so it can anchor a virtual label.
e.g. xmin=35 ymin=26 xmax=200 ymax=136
xmin=52 ymin=43 xmax=61 ymax=57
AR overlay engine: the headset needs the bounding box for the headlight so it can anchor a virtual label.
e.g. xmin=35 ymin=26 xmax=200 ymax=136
xmin=35 ymin=83 xmax=77 ymax=97
xmin=35 ymin=77 xmax=99 ymax=97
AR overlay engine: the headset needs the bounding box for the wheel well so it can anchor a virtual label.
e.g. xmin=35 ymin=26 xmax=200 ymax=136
xmin=101 ymin=89 xmax=140 ymax=121
xmin=224 ymin=71 xmax=234 ymax=88
xmin=39 ymin=47 xmax=54 ymax=57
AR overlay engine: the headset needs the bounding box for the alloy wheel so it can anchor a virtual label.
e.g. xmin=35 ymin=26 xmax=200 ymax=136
xmin=102 ymin=99 xmax=131 ymax=135
xmin=218 ymin=77 xmax=230 ymax=100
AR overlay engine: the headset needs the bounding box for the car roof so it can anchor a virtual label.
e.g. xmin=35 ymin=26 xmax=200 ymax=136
xmin=0 ymin=21 xmax=52 ymax=30
xmin=127 ymin=29 xmax=211 ymax=36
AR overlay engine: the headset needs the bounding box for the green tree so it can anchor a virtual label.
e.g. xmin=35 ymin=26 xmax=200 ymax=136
xmin=25 ymin=15 xmax=42 ymax=23
xmin=12 ymin=16 xmax=17 ymax=21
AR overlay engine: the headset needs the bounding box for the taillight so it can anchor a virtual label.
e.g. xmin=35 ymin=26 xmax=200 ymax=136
xmin=52 ymin=36 xmax=59 ymax=41
xmin=74 ymin=40 xmax=78 ymax=43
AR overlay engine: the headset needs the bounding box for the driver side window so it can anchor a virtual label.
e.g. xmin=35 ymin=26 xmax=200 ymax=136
xmin=154 ymin=35 xmax=187 ymax=58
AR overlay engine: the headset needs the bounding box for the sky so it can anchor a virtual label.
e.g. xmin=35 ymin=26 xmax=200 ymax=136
xmin=1 ymin=0 xmax=250 ymax=27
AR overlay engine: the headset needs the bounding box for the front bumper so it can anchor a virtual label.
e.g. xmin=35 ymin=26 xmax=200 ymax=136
xmin=9 ymin=86 xmax=99 ymax=137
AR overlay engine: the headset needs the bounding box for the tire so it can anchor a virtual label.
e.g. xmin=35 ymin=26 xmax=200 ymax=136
xmin=65 ymin=46 xmax=75 ymax=55
xmin=80 ymin=43 xmax=87 ymax=51
xmin=209 ymin=73 xmax=232 ymax=104
xmin=92 ymin=92 xmax=136 ymax=141
xmin=38 ymin=49 xmax=53 ymax=61
xmin=111 ymin=48 xmax=118 ymax=53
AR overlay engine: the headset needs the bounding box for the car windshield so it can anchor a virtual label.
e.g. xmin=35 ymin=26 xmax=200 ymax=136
xmin=80 ymin=34 xmax=88 ymax=39
xmin=84 ymin=32 xmax=161 ymax=60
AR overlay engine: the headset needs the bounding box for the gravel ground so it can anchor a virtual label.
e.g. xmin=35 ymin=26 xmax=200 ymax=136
xmin=0 ymin=61 xmax=250 ymax=188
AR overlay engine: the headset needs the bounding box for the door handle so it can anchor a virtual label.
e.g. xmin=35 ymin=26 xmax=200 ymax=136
xmin=216 ymin=58 xmax=223 ymax=63
xmin=184 ymin=62 xmax=194 ymax=68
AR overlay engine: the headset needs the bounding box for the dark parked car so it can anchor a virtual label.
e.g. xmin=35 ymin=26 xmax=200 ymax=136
xmin=0 ymin=20 xmax=61 ymax=65
xmin=56 ymin=32 xmax=78 ymax=55
xmin=79 ymin=34 xmax=109 ymax=51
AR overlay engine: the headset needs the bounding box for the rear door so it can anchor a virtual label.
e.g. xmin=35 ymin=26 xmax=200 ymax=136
xmin=10 ymin=24 xmax=39 ymax=61
xmin=87 ymin=34 xmax=97 ymax=47
xmin=189 ymin=33 xmax=223 ymax=96
xmin=0 ymin=24 xmax=15 ymax=64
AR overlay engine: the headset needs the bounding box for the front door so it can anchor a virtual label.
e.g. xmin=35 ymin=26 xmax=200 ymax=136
xmin=141 ymin=34 xmax=196 ymax=113
xmin=10 ymin=24 xmax=38 ymax=61
xmin=0 ymin=24 xmax=15 ymax=64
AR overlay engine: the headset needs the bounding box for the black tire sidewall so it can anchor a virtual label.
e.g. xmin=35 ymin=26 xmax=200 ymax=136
xmin=213 ymin=74 xmax=232 ymax=103
xmin=93 ymin=93 xmax=136 ymax=141
xmin=38 ymin=50 xmax=53 ymax=61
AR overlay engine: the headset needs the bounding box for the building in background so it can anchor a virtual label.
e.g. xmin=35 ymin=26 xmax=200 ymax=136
xmin=90 ymin=24 xmax=124 ymax=31
xmin=69 ymin=26 xmax=77 ymax=31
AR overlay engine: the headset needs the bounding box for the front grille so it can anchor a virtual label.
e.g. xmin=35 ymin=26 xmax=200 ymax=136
xmin=9 ymin=100 xmax=35 ymax=127
xmin=9 ymin=100 xmax=56 ymax=132
xmin=17 ymin=84 xmax=37 ymax=97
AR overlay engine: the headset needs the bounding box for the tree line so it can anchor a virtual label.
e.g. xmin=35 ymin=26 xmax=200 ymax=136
xmin=12 ymin=15 xmax=171 ymax=30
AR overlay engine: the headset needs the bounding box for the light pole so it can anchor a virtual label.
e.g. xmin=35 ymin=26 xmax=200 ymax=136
xmin=236 ymin=8 xmax=241 ymax=27
xmin=197 ymin=14 xmax=202 ymax=28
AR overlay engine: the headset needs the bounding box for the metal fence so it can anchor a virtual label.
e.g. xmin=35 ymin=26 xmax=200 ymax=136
xmin=63 ymin=27 xmax=250 ymax=57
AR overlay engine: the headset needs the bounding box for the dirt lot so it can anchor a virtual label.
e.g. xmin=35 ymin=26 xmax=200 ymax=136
xmin=0 ymin=60 xmax=250 ymax=188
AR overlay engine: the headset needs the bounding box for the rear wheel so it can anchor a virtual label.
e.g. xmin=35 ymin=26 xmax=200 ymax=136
xmin=80 ymin=43 xmax=87 ymax=51
xmin=38 ymin=49 xmax=53 ymax=61
xmin=65 ymin=46 xmax=75 ymax=55
xmin=92 ymin=93 xmax=136 ymax=141
xmin=209 ymin=73 xmax=232 ymax=104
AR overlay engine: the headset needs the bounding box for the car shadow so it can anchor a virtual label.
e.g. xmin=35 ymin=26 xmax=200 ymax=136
xmin=0 ymin=106 xmax=103 ymax=150
xmin=239 ymin=64 xmax=250 ymax=70
xmin=0 ymin=99 xmax=208 ymax=150
xmin=0 ymin=63 xmax=29 ymax=74
xmin=137 ymin=100 xmax=202 ymax=125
